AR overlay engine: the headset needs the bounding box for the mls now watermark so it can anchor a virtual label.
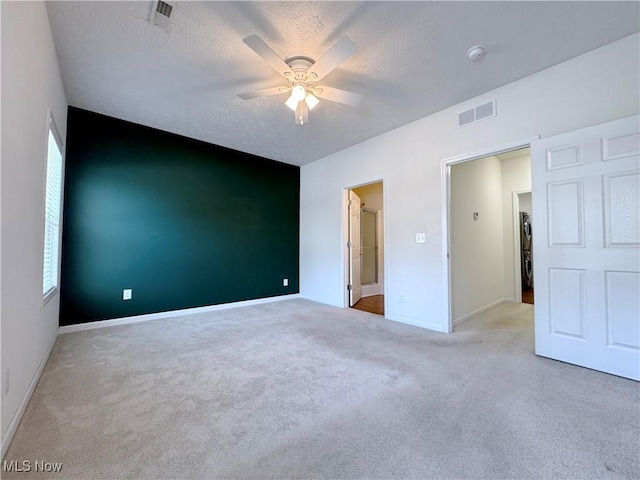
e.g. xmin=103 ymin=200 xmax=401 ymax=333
xmin=3 ymin=460 xmax=63 ymax=473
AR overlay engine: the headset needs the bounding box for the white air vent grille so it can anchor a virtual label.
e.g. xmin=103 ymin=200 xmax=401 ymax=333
xmin=458 ymin=109 xmax=475 ymax=127
xmin=458 ymin=99 xmax=497 ymax=127
xmin=156 ymin=1 xmax=173 ymax=17
xmin=151 ymin=1 xmax=173 ymax=29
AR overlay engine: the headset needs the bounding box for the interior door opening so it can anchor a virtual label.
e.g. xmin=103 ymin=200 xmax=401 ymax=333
xmin=446 ymin=146 xmax=532 ymax=331
xmin=443 ymin=116 xmax=638 ymax=380
xmin=517 ymin=191 xmax=534 ymax=305
xmin=345 ymin=181 xmax=385 ymax=316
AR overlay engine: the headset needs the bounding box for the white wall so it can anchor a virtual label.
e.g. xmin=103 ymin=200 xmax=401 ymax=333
xmin=519 ymin=193 xmax=532 ymax=217
xmin=451 ymin=156 xmax=504 ymax=322
xmin=501 ymin=155 xmax=532 ymax=302
xmin=300 ymin=34 xmax=639 ymax=332
xmin=1 ymin=1 xmax=67 ymax=454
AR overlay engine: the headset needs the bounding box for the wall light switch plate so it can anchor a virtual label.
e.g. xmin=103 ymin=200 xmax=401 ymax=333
xmin=416 ymin=233 xmax=426 ymax=243
xmin=123 ymin=289 xmax=132 ymax=300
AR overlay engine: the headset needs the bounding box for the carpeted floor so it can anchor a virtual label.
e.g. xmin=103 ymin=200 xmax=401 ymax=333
xmin=3 ymin=299 xmax=639 ymax=479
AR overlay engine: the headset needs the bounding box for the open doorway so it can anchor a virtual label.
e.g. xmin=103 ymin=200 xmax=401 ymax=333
xmin=345 ymin=181 xmax=385 ymax=316
xmin=440 ymin=117 xmax=638 ymax=378
xmin=515 ymin=191 xmax=534 ymax=304
xmin=445 ymin=145 xmax=532 ymax=331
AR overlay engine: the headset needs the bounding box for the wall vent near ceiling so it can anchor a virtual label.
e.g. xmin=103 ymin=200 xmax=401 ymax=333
xmin=458 ymin=99 xmax=497 ymax=127
xmin=150 ymin=1 xmax=173 ymax=29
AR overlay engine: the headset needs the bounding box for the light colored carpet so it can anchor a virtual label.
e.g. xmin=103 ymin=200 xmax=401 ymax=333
xmin=3 ymin=299 xmax=639 ymax=479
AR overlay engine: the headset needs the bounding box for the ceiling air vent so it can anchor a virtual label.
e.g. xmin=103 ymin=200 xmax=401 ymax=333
xmin=458 ymin=99 xmax=497 ymax=127
xmin=150 ymin=1 xmax=173 ymax=29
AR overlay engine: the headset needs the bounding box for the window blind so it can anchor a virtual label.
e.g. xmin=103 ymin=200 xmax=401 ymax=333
xmin=43 ymin=128 xmax=63 ymax=298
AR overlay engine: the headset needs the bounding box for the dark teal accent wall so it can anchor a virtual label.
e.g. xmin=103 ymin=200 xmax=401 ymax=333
xmin=60 ymin=107 xmax=299 ymax=325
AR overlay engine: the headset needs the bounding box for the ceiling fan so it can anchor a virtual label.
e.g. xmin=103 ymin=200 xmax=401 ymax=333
xmin=238 ymin=35 xmax=363 ymax=125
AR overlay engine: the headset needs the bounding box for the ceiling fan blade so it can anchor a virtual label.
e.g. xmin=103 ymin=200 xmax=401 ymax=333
xmin=315 ymin=86 xmax=362 ymax=106
xmin=238 ymin=85 xmax=292 ymax=100
xmin=243 ymin=35 xmax=294 ymax=78
xmin=308 ymin=37 xmax=357 ymax=83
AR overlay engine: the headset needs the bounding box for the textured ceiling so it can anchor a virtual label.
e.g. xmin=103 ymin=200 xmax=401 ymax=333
xmin=46 ymin=1 xmax=639 ymax=166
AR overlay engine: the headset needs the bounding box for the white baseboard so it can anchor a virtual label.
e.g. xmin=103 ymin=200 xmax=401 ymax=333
xmin=1 ymin=331 xmax=58 ymax=460
xmin=504 ymin=297 xmax=517 ymax=303
xmin=453 ymin=298 xmax=505 ymax=326
xmin=59 ymin=294 xmax=301 ymax=334
xmin=362 ymin=283 xmax=383 ymax=297
xmin=385 ymin=313 xmax=447 ymax=333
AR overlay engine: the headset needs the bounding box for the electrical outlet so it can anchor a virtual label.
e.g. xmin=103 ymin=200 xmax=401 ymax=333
xmin=491 ymin=284 xmax=496 ymax=292
xmin=3 ymin=369 xmax=9 ymax=396
xmin=416 ymin=233 xmax=426 ymax=243
xmin=400 ymin=294 xmax=405 ymax=303
xmin=283 ymin=278 xmax=289 ymax=287
xmin=123 ymin=289 xmax=132 ymax=301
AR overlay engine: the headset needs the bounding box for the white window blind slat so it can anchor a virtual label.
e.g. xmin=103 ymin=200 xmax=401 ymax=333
xmin=43 ymin=127 xmax=63 ymax=298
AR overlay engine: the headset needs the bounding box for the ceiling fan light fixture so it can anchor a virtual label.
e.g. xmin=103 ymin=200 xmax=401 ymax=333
xmin=291 ymin=84 xmax=306 ymax=102
xmin=285 ymin=94 xmax=299 ymax=111
xmin=305 ymin=93 xmax=319 ymax=111
xmin=240 ymin=35 xmax=361 ymax=126
xmin=295 ymin=100 xmax=309 ymax=126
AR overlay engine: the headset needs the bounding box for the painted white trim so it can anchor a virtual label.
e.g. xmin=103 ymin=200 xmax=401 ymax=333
xmin=441 ymin=160 xmax=453 ymax=333
xmin=453 ymin=298 xmax=506 ymax=326
xmin=441 ymin=136 xmax=539 ymax=333
xmin=59 ymin=294 xmax=301 ymax=334
xmin=342 ymin=188 xmax=350 ymax=308
xmin=377 ymin=209 xmax=384 ymax=300
xmin=362 ymin=284 xmax=382 ymax=297
xmin=1 ymin=331 xmax=58 ymax=459
xmin=441 ymin=137 xmax=539 ymax=167
xmin=386 ymin=313 xmax=447 ymax=333
xmin=41 ymin=286 xmax=58 ymax=309
xmin=504 ymin=297 xmax=517 ymax=303
xmin=382 ymin=183 xmax=389 ymax=325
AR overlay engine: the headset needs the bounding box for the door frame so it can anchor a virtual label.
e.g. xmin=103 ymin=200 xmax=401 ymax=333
xmin=441 ymin=137 xmax=539 ymax=333
xmin=512 ymin=189 xmax=532 ymax=303
xmin=347 ymin=190 xmax=363 ymax=306
xmin=342 ymin=179 xmax=387 ymax=313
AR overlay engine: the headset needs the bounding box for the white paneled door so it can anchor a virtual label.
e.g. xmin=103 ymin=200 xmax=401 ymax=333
xmin=532 ymin=115 xmax=640 ymax=380
xmin=349 ymin=191 xmax=362 ymax=306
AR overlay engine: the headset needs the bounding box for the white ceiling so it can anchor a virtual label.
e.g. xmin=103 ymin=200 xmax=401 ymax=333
xmin=46 ymin=1 xmax=639 ymax=166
